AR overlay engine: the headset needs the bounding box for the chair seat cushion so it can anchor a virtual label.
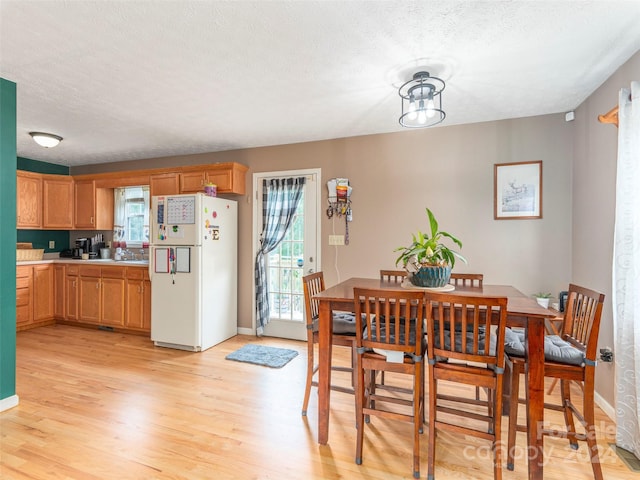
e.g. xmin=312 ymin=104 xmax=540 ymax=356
xmin=311 ymin=311 xmax=357 ymax=335
xmin=366 ymin=316 xmax=424 ymax=346
xmin=434 ymin=326 xmax=489 ymax=355
xmin=332 ymin=311 xmax=357 ymax=335
xmin=504 ymin=329 xmax=585 ymax=366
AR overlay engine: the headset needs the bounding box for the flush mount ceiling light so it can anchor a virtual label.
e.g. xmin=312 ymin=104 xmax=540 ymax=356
xmin=29 ymin=131 xmax=63 ymax=148
xmin=398 ymin=71 xmax=446 ymax=128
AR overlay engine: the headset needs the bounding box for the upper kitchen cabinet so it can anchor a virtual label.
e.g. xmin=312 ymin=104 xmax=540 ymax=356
xmin=149 ymin=172 xmax=180 ymax=197
xmin=74 ymin=180 xmax=114 ymax=230
xmin=42 ymin=174 xmax=74 ymax=229
xmin=179 ymin=163 xmax=248 ymax=195
xmin=179 ymin=171 xmax=208 ymax=193
xmin=17 ymin=170 xmax=42 ymax=228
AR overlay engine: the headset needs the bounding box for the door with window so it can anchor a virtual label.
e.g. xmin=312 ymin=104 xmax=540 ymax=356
xmin=254 ymin=170 xmax=320 ymax=340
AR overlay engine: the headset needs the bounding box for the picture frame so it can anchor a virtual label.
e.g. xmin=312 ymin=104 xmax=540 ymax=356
xmin=494 ymin=160 xmax=542 ymax=219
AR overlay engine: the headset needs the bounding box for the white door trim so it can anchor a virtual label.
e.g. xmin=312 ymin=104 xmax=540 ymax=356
xmin=250 ymin=168 xmax=322 ymax=335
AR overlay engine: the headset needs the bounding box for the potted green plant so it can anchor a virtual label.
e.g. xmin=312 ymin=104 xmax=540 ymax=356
xmin=533 ymin=292 xmax=552 ymax=308
xmin=395 ymin=208 xmax=467 ymax=287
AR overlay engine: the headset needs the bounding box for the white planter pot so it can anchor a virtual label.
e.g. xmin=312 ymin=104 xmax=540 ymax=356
xmin=536 ymin=297 xmax=550 ymax=308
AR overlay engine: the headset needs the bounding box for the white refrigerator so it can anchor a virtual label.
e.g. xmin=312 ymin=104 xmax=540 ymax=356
xmin=149 ymin=193 xmax=237 ymax=351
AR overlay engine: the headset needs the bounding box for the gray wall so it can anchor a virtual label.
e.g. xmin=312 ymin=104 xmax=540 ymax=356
xmin=71 ymin=51 xmax=640 ymax=411
xmin=74 ymin=113 xmax=574 ymax=333
xmin=572 ymin=50 xmax=640 ymax=410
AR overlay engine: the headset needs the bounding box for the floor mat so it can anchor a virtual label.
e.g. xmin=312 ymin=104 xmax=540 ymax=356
xmin=225 ymin=344 xmax=298 ymax=368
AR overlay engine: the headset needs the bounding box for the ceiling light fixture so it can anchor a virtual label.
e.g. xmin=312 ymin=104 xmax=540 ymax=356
xmin=398 ymin=71 xmax=445 ymax=128
xmin=29 ymin=132 xmax=63 ymax=148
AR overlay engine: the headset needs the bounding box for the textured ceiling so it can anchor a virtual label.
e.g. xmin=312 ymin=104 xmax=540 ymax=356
xmin=1 ymin=1 xmax=639 ymax=167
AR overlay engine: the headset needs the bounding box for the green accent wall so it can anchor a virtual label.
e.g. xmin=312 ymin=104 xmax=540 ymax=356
xmin=17 ymin=230 xmax=69 ymax=252
xmin=18 ymin=156 xmax=69 ymax=175
xmin=0 ymin=78 xmax=17 ymax=404
xmin=17 ymin=157 xmax=71 ymax=252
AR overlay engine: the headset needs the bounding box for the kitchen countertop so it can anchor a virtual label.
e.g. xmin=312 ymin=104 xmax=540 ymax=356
xmin=17 ymin=258 xmax=149 ymax=266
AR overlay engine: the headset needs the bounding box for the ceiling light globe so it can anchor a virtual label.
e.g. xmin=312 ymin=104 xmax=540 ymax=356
xmin=29 ymin=132 xmax=63 ymax=148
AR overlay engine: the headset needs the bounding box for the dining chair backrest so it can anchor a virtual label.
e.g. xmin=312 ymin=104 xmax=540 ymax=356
xmin=379 ymin=269 xmax=407 ymax=283
xmin=562 ymin=283 xmax=605 ymax=362
xmin=425 ymin=293 xmax=507 ymax=367
xmin=354 ymin=288 xmax=426 ymax=357
xmin=302 ymin=272 xmax=326 ymax=324
xmin=449 ymin=273 xmax=484 ymax=288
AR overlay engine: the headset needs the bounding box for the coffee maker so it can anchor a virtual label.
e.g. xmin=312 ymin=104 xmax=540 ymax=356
xmin=73 ymin=238 xmax=91 ymax=259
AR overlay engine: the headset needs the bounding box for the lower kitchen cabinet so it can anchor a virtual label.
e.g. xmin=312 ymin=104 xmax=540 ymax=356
xmin=16 ymin=266 xmax=33 ymax=328
xmin=17 ymin=261 xmax=150 ymax=334
xmin=54 ymin=264 xmax=66 ymax=319
xmin=66 ymin=265 xmax=79 ymax=321
xmin=33 ymin=264 xmax=54 ymax=322
xmin=78 ymin=266 xmax=101 ymax=324
xmin=100 ymin=267 xmax=126 ymax=327
xmin=16 ymin=264 xmax=55 ymax=331
xmin=125 ymin=267 xmax=151 ymax=331
xmin=78 ymin=265 xmax=125 ymax=327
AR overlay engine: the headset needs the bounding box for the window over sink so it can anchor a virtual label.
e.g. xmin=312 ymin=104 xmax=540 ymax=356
xmin=113 ymin=186 xmax=149 ymax=248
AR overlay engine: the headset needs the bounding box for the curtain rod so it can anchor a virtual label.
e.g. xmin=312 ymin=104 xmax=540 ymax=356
xmin=598 ymin=105 xmax=619 ymax=127
xmin=598 ymin=92 xmax=633 ymax=128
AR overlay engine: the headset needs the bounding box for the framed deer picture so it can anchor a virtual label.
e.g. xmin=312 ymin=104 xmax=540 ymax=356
xmin=494 ymin=160 xmax=542 ymax=219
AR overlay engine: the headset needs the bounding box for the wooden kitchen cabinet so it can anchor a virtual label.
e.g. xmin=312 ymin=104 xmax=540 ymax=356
xmin=125 ymin=267 xmax=151 ymax=332
xmin=74 ymin=180 xmax=114 ymax=230
xmin=66 ymin=265 xmax=79 ymax=321
xmin=179 ymin=163 xmax=247 ymax=194
xmin=77 ymin=265 xmax=125 ymax=327
xmin=78 ymin=266 xmax=101 ymax=324
xmin=54 ymin=264 xmax=66 ymax=319
xmin=100 ymin=267 xmax=125 ymax=327
xmin=179 ymin=171 xmax=208 ymax=193
xmin=16 ymin=266 xmax=33 ymax=327
xmin=150 ymin=173 xmax=180 ymax=197
xmin=16 ymin=264 xmax=55 ymax=331
xmin=17 ymin=170 xmax=42 ymax=228
xmin=43 ymin=174 xmax=74 ymax=229
xmin=33 ymin=264 xmax=54 ymax=322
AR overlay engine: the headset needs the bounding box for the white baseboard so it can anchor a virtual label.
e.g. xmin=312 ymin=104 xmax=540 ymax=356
xmin=237 ymin=327 xmax=254 ymax=336
xmin=0 ymin=394 xmax=19 ymax=412
xmin=595 ymin=391 xmax=615 ymax=422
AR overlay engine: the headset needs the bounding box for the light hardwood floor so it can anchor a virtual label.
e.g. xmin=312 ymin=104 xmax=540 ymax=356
xmin=1 ymin=325 xmax=634 ymax=479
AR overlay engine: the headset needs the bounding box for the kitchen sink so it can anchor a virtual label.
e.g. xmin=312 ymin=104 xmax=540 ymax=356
xmin=116 ymin=260 xmax=149 ymax=265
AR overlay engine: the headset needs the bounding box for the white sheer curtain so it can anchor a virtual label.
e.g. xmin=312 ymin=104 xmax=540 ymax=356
xmin=143 ymin=186 xmax=150 ymax=242
xmin=113 ymin=187 xmax=126 ymax=243
xmin=613 ymin=81 xmax=640 ymax=459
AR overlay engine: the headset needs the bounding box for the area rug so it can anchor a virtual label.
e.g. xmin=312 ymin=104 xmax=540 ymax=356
xmin=225 ymin=344 xmax=298 ymax=368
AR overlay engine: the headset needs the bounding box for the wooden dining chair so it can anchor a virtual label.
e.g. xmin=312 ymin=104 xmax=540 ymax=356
xmin=379 ymin=269 xmax=407 ymax=283
xmin=505 ymin=284 xmax=605 ymax=480
xmin=301 ymin=272 xmax=357 ymax=416
xmin=449 ymin=272 xmax=483 ymax=288
xmin=425 ymin=292 xmax=508 ymax=480
xmin=353 ymin=287 xmax=427 ymax=479
xmin=378 ymin=269 xmax=408 ymax=385
xmin=449 ymin=273 xmax=487 ymax=401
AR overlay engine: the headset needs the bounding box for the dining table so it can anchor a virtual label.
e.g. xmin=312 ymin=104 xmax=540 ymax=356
xmin=313 ymin=277 xmax=554 ymax=480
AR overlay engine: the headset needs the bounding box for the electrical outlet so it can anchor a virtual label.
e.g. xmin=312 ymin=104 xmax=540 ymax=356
xmin=48 ymin=240 xmax=55 ymax=249
xmin=328 ymin=235 xmax=345 ymax=246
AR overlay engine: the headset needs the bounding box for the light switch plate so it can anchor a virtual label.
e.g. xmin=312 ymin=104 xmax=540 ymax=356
xmin=48 ymin=241 xmax=55 ymax=249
